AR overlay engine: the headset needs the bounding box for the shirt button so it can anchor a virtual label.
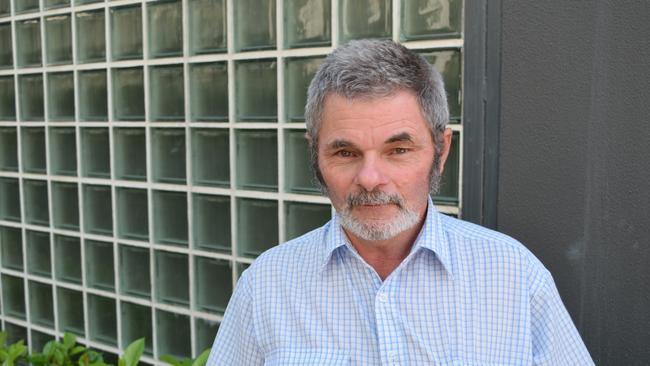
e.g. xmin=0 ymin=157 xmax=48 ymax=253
xmin=377 ymin=293 xmax=388 ymax=302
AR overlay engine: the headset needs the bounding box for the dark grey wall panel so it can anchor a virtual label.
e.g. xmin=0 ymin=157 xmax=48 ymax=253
xmin=497 ymin=1 xmax=650 ymax=365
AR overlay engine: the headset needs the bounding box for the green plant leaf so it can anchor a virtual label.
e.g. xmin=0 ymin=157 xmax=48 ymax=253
xmin=159 ymin=355 xmax=181 ymax=366
xmin=63 ymin=333 xmax=77 ymax=351
xmin=0 ymin=332 xmax=7 ymax=347
xmin=43 ymin=340 xmax=57 ymax=355
xmin=71 ymin=345 xmax=87 ymax=356
xmin=54 ymin=348 xmax=65 ymax=365
xmin=121 ymin=338 xmax=145 ymax=366
xmin=191 ymin=350 xmax=210 ymax=366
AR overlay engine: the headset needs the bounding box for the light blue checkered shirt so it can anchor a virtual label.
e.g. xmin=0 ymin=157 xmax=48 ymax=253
xmin=208 ymin=198 xmax=593 ymax=365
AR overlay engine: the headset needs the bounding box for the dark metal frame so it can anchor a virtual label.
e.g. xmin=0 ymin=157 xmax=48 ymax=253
xmin=461 ymin=0 xmax=502 ymax=228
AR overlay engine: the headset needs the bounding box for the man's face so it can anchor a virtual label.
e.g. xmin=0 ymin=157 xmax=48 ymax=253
xmin=316 ymin=91 xmax=451 ymax=241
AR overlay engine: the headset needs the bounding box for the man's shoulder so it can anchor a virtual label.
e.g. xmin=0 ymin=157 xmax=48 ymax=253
xmin=437 ymin=212 xmax=549 ymax=275
xmin=245 ymin=221 xmax=332 ymax=276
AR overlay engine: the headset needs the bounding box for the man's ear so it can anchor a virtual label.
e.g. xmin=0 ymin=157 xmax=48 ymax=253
xmin=437 ymin=128 xmax=453 ymax=174
xmin=305 ymin=132 xmax=314 ymax=147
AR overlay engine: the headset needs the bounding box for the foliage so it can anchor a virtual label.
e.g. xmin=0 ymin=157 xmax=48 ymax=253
xmin=159 ymin=349 xmax=210 ymax=366
xmin=117 ymin=339 xmax=144 ymax=366
xmin=0 ymin=331 xmax=28 ymax=366
xmin=0 ymin=331 xmax=208 ymax=366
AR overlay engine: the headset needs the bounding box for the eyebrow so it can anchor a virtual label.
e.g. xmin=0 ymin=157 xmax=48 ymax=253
xmin=326 ymin=139 xmax=356 ymax=150
xmin=385 ymin=132 xmax=414 ymax=144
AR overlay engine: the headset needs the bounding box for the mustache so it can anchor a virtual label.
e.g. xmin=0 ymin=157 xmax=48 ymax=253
xmin=346 ymin=191 xmax=405 ymax=208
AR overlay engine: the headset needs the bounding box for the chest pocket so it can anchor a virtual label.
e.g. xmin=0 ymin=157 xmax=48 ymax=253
xmin=264 ymin=348 xmax=350 ymax=365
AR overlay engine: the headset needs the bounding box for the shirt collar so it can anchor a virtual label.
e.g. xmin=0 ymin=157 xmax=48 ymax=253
xmin=319 ymin=197 xmax=454 ymax=277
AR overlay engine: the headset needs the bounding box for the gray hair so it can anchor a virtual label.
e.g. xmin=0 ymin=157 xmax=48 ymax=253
xmin=304 ymin=39 xmax=449 ymax=189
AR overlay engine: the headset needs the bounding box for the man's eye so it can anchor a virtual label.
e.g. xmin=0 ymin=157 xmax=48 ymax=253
xmin=393 ymin=147 xmax=409 ymax=154
xmin=337 ymin=150 xmax=353 ymax=157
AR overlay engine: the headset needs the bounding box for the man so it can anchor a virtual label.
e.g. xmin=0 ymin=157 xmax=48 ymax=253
xmin=208 ymin=40 xmax=593 ymax=365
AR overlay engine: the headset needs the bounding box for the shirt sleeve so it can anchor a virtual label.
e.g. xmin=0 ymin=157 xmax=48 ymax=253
xmin=530 ymin=271 xmax=594 ymax=366
xmin=206 ymin=270 xmax=263 ymax=366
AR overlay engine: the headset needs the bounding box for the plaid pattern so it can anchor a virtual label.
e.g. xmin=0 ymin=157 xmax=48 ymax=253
xmin=208 ymin=198 xmax=593 ymax=365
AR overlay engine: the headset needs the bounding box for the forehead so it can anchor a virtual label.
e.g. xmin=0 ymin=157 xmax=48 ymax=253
xmin=319 ymin=91 xmax=431 ymax=144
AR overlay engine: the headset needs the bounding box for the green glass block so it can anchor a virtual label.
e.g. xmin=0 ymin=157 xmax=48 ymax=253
xmin=189 ymin=62 xmax=228 ymax=121
xmin=57 ymin=286 xmax=84 ymax=335
xmin=434 ymin=131 xmax=459 ymax=204
xmin=0 ymin=127 xmax=18 ymax=171
xmin=148 ymin=0 xmax=182 ymax=58
xmin=52 ymin=181 xmax=79 ymax=231
xmin=44 ymin=15 xmax=72 ymax=65
xmin=1 ymin=274 xmax=26 ymax=319
xmin=16 ymin=19 xmax=42 ymax=67
xmin=192 ymin=193 xmax=230 ymax=253
xmin=116 ymin=188 xmax=149 ymax=241
xmin=156 ymin=310 xmax=191 ymax=359
xmin=114 ymin=128 xmax=146 ymax=181
xmin=0 ymin=0 xmax=11 ymax=15
xmin=83 ymin=185 xmax=113 ymax=235
xmin=23 ymin=179 xmax=49 ymax=226
xmin=54 ymin=235 xmax=81 ymax=283
xmin=121 ymin=302 xmax=153 ymax=355
xmin=401 ymin=0 xmax=462 ymax=40
xmin=152 ymin=128 xmax=186 ymax=183
xmin=112 ymin=67 xmax=145 ymax=121
xmin=235 ymin=0 xmax=276 ymax=51
xmin=195 ymin=256 xmax=232 ymax=313
xmin=44 ymin=0 xmax=70 ymax=10
xmin=0 ymin=76 xmax=16 ymax=120
xmin=88 ymin=294 xmax=117 ymax=346
xmin=195 ymin=318 xmax=219 ymax=353
xmin=339 ymin=0 xmax=391 ymax=42
xmin=284 ymin=0 xmax=330 ymax=48
xmin=4 ymin=322 xmax=27 ymax=345
xmin=75 ymin=0 xmax=102 ymax=4
xmin=150 ymin=65 xmax=185 ymax=121
xmin=28 ymin=280 xmax=54 ymax=327
xmin=47 ymin=72 xmax=75 ymax=121
xmin=155 ymin=250 xmax=189 ymax=306
xmin=0 ymin=226 xmax=23 ymax=270
xmin=421 ymin=49 xmax=462 ymax=121
xmin=21 ymin=127 xmax=46 ymax=173
xmin=118 ymin=244 xmax=150 ymax=298
xmin=191 ymin=128 xmax=229 ymax=187
xmin=237 ymin=198 xmax=278 ymax=257
xmin=18 ymin=74 xmax=44 ymax=121
xmin=31 ymin=329 xmax=54 ymax=352
xmin=85 ymin=239 xmax=114 ymax=291
xmin=76 ymin=10 xmax=106 ymax=63
xmin=284 ymin=129 xmax=319 ymax=194
xmin=15 ymin=0 xmax=39 ymax=12
xmin=235 ymin=59 xmax=277 ymax=121
xmin=78 ymin=69 xmax=108 ymax=121
xmin=81 ymin=128 xmax=110 ymax=178
xmin=110 ymin=5 xmax=143 ymax=60
xmin=153 ymin=190 xmax=188 ymax=246
xmin=49 ymin=127 xmax=77 ymax=176
xmin=189 ymin=0 xmax=227 ymax=55
xmin=0 ymin=178 xmax=20 ymax=222
xmin=285 ymin=201 xmax=330 ymax=240
xmin=0 ymin=23 xmax=12 ymax=68
xmin=236 ymin=130 xmax=277 ymax=191
xmin=26 ymin=230 xmax=51 ymax=277
xmin=284 ymin=57 xmax=323 ymax=122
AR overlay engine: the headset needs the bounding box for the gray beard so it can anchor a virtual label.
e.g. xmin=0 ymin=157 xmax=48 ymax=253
xmin=326 ymin=165 xmax=442 ymax=241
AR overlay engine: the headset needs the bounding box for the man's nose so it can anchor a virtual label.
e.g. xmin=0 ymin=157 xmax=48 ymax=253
xmin=354 ymin=156 xmax=388 ymax=192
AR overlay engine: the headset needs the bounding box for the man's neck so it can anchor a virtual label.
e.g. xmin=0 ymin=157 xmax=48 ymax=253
xmin=345 ymin=213 xmax=427 ymax=281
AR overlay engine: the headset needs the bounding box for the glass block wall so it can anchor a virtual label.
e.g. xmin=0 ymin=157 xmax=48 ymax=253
xmin=0 ymin=0 xmax=464 ymax=362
